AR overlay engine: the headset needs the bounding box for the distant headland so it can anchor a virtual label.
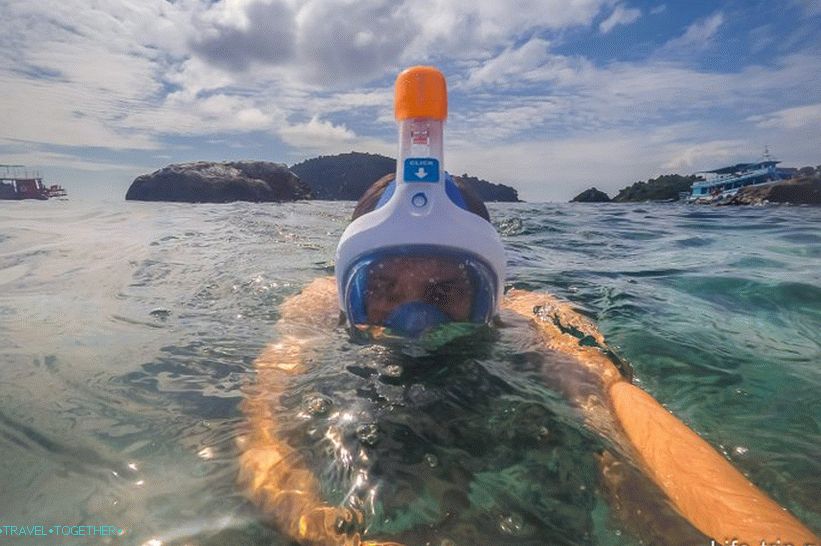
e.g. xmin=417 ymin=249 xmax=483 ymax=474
xmin=292 ymin=152 xmax=521 ymax=203
xmin=126 ymin=152 xmax=521 ymax=204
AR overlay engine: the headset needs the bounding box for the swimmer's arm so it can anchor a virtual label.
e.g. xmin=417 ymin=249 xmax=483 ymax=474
xmin=279 ymin=277 xmax=342 ymax=329
xmin=503 ymin=288 xmax=818 ymax=545
xmin=239 ymin=276 xmax=401 ymax=546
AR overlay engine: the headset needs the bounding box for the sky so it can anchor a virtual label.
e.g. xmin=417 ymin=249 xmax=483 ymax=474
xmin=1 ymin=0 xmax=820 ymax=202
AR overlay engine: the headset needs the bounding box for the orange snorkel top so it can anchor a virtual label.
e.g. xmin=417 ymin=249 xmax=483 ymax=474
xmin=394 ymin=66 xmax=448 ymax=121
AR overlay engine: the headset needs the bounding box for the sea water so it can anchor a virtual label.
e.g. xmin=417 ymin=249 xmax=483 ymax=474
xmin=0 ymin=199 xmax=818 ymax=545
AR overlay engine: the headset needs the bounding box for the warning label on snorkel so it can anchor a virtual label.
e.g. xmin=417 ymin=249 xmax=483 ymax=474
xmin=404 ymin=158 xmax=439 ymax=182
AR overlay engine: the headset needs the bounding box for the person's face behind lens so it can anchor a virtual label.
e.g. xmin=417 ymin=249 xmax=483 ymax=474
xmin=365 ymin=256 xmax=475 ymax=324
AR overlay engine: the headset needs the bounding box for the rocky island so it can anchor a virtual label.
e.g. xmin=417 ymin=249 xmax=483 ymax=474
xmin=570 ymin=187 xmax=610 ymax=202
xmin=125 ymin=161 xmax=312 ymax=203
xmin=722 ymin=174 xmax=821 ymax=206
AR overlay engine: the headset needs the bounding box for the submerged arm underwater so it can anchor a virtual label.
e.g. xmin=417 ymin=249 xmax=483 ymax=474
xmin=239 ymin=277 xmax=818 ymax=545
xmin=238 ymin=277 xmax=401 ymax=546
xmin=504 ymin=289 xmax=817 ymax=546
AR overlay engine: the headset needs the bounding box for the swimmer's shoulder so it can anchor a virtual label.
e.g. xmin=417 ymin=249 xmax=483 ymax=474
xmin=279 ymin=276 xmax=340 ymax=331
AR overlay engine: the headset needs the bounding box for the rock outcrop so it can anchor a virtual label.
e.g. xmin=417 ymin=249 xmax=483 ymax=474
xmin=571 ymin=187 xmax=611 ymax=202
xmin=721 ymin=176 xmax=821 ymax=206
xmin=125 ymin=161 xmax=312 ymax=203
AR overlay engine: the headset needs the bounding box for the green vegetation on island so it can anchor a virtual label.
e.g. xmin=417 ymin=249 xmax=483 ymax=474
xmin=571 ymin=174 xmax=698 ymax=203
xmin=611 ymin=174 xmax=700 ymax=202
xmin=291 ymin=151 xmax=520 ymax=202
xmin=290 ymin=152 xmax=395 ymax=200
xmin=451 ymin=173 xmax=521 ymax=202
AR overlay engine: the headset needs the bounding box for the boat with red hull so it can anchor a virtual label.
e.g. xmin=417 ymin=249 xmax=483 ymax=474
xmin=0 ymin=165 xmax=67 ymax=200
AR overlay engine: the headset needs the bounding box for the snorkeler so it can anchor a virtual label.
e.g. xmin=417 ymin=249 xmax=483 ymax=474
xmin=239 ymin=67 xmax=818 ymax=545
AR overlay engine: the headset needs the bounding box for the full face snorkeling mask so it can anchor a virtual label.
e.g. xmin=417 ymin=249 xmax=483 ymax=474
xmin=335 ymin=66 xmax=506 ymax=341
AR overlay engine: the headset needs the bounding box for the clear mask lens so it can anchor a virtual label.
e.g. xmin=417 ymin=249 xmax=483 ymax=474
xmin=344 ymin=249 xmax=497 ymax=341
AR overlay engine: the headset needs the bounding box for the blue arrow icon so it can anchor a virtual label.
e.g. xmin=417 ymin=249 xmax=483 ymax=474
xmin=404 ymin=158 xmax=439 ymax=182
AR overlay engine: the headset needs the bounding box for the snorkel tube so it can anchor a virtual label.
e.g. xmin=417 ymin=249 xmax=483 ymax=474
xmin=394 ymin=65 xmax=447 ymax=188
xmin=335 ymin=66 xmax=506 ymax=340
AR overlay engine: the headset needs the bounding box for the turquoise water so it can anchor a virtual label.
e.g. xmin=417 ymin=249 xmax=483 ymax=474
xmin=0 ymin=199 xmax=818 ymax=544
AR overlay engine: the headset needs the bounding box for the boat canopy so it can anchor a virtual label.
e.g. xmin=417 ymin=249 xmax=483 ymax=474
xmin=697 ymin=161 xmax=780 ymax=175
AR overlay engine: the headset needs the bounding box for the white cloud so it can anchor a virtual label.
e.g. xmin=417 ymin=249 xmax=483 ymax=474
xmin=748 ymin=103 xmax=821 ymax=129
xmin=319 ymin=90 xmax=394 ymax=114
xmin=660 ymin=140 xmax=749 ymax=171
xmin=0 ymin=144 xmax=146 ymax=173
xmin=457 ymin=47 xmax=821 ymax=141
xmin=293 ymin=1 xmax=416 ymax=86
xmin=191 ymin=0 xmax=296 ymax=71
xmin=402 ymin=0 xmax=609 ymax=56
xmin=0 ymin=0 xmax=617 ymax=156
xmin=0 ymin=2 xmax=582 ymax=123
xmin=278 ymin=116 xmax=395 ymax=160
xmin=465 ymin=39 xmax=553 ymax=87
xmin=662 ymin=12 xmax=725 ymax=52
xmin=650 ymin=4 xmax=667 ymax=15
xmin=183 ymin=0 xmax=614 ymax=86
xmin=599 ymin=4 xmax=642 ymax=34
xmin=452 ymin=99 xmax=570 ymax=142
xmin=0 ymin=0 xmax=188 ymax=149
xmin=793 ymin=0 xmax=821 ymax=17
xmin=112 ymin=87 xmax=287 ymax=137
xmin=278 ymin=116 xmax=355 ymax=149
xmin=0 ymin=74 xmax=159 ymax=150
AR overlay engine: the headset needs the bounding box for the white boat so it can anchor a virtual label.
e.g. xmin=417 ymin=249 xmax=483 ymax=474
xmin=688 ymin=159 xmax=792 ymax=203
